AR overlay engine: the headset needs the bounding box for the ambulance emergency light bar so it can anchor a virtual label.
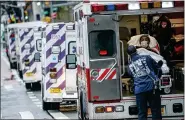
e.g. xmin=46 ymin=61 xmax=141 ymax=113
xmin=91 ymin=1 xmax=175 ymax=12
xmin=162 ymin=2 xmax=174 ymax=8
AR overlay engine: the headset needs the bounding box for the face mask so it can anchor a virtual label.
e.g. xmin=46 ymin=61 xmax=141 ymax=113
xmin=141 ymin=41 xmax=149 ymax=48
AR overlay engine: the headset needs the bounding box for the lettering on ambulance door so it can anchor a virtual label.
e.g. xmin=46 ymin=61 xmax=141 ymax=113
xmin=88 ymin=14 xmax=121 ymax=101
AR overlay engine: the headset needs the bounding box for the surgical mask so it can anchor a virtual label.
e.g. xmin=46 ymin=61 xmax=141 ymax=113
xmin=141 ymin=41 xmax=149 ymax=48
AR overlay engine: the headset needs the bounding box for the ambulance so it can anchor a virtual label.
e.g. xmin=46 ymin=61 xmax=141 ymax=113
xmin=6 ymin=24 xmax=19 ymax=69
xmin=73 ymin=1 xmax=184 ymax=119
xmin=16 ymin=21 xmax=47 ymax=90
xmin=41 ymin=22 xmax=77 ymax=110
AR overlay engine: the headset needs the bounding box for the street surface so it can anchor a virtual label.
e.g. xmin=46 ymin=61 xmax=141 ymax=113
xmin=1 ymin=50 xmax=78 ymax=119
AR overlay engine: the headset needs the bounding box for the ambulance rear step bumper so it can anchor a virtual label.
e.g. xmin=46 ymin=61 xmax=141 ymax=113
xmin=62 ymin=92 xmax=78 ymax=100
xmin=59 ymin=102 xmax=77 ymax=112
xmin=23 ymin=79 xmax=41 ymax=83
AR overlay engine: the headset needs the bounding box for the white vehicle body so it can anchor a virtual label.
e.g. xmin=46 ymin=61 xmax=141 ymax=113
xmin=73 ymin=1 xmax=184 ymax=119
xmin=41 ymin=22 xmax=77 ymax=110
xmin=16 ymin=21 xmax=47 ymax=88
xmin=6 ymin=24 xmax=19 ymax=68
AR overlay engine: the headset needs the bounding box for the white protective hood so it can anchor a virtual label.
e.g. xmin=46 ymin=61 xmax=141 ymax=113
xmin=127 ymin=34 xmax=169 ymax=74
xmin=127 ymin=34 xmax=160 ymax=54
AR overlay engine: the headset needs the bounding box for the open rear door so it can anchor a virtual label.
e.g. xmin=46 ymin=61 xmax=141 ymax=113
xmin=87 ymin=14 xmax=122 ymax=101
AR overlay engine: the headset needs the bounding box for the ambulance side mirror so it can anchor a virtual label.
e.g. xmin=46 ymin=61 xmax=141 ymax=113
xmin=66 ymin=54 xmax=76 ymax=69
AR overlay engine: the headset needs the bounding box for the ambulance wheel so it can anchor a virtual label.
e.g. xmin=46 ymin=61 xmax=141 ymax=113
xmin=25 ymin=83 xmax=31 ymax=90
xmin=10 ymin=63 xmax=13 ymax=69
xmin=42 ymin=101 xmax=51 ymax=110
xmin=13 ymin=62 xmax=17 ymax=69
xmin=79 ymin=93 xmax=88 ymax=120
xmin=18 ymin=70 xmax=23 ymax=79
xmin=31 ymin=82 xmax=41 ymax=91
xmin=51 ymin=103 xmax=59 ymax=110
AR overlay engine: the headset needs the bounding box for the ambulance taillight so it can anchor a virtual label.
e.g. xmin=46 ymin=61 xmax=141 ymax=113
xmin=24 ymin=59 xmax=30 ymax=66
xmin=105 ymin=106 xmax=114 ymax=113
xmin=99 ymin=50 xmax=107 ymax=56
xmin=49 ymin=68 xmax=57 ymax=79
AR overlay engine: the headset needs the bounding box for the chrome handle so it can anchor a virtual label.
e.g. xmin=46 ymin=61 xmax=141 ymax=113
xmin=120 ymin=40 xmax=125 ymax=76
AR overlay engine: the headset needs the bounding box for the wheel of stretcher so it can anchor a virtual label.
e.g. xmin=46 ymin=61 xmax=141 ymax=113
xmin=163 ymin=87 xmax=172 ymax=94
xmin=25 ymin=83 xmax=31 ymax=90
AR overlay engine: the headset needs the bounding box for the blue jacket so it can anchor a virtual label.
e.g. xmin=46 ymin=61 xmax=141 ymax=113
xmin=127 ymin=53 xmax=162 ymax=94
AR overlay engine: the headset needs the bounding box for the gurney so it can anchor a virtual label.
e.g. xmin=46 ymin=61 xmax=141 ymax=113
xmin=128 ymin=34 xmax=169 ymax=74
xmin=127 ymin=34 xmax=172 ymax=94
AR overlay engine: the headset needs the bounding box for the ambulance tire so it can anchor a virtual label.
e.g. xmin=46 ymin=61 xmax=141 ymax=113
xmin=10 ymin=62 xmax=16 ymax=69
xmin=31 ymin=82 xmax=41 ymax=91
xmin=50 ymin=103 xmax=59 ymax=110
xmin=13 ymin=62 xmax=17 ymax=69
xmin=79 ymin=93 xmax=88 ymax=120
xmin=19 ymin=70 xmax=23 ymax=79
xmin=25 ymin=83 xmax=31 ymax=90
xmin=42 ymin=101 xmax=59 ymax=110
xmin=10 ymin=63 xmax=13 ymax=69
xmin=18 ymin=64 xmax=23 ymax=79
xmin=42 ymin=101 xmax=51 ymax=110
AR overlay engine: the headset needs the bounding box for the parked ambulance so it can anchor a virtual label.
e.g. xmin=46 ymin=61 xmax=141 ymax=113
xmin=73 ymin=1 xmax=184 ymax=119
xmin=41 ymin=22 xmax=78 ymax=110
xmin=6 ymin=24 xmax=18 ymax=69
xmin=15 ymin=21 xmax=47 ymax=90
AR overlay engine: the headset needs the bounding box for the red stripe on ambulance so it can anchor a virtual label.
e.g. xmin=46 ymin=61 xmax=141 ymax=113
xmin=96 ymin=69 xmax=110 ymax=81
xmin=108 ymin=69 xmax=116 ymax=80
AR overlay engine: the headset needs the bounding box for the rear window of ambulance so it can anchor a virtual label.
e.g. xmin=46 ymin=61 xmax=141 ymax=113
xmin=89 ymin=30 xmax=116 ymax=58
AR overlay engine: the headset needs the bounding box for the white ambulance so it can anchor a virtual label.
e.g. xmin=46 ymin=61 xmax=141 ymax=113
xmin=16 ymin=21 xmax=47 ymax=90
xmin=6 ymin=24 xmax=19 ymax=69
xmin=73 ymin=1 xmax=184 ymax=119
xmin=41 ymin=22 xmax=77 ymax=110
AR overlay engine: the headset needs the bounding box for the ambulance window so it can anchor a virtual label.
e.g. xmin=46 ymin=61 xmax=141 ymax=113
xmin=89 ymin=30 xmax=116 ymax=58
xmin=68 ymin=41 xmax=76 ymax=54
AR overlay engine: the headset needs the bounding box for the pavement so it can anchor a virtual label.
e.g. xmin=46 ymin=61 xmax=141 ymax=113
xmin=1 ymin=51 xmax=78 ymax=119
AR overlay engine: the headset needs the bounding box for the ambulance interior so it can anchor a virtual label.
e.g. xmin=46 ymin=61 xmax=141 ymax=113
xmin=118 ymin=12 xmax=184 ymax=96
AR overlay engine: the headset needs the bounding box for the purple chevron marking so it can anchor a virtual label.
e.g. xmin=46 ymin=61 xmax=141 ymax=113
xmin=46 ymin=66 xmax=64 ymax=90
xmin=45 ymin=49 xmax=65 ymax=75
xmin=11 ymin=46 xmax=16 ymax=52
xmin=21 ymin=28 xmax=32 ymax=41
xmin=32 ymin=68 xmax=36 ymax=74
xmin=23 ymin=58 xmax=35 ymax=74
xmin=46 ymin=34 xmax=65 ymax=58
xmin=46 ymin=24 xmax=65 ymax=42
xmin=46 ymin=63 xmax=57 ymax=75
xmin=58 ymin=80 xmax=66 ymax=90
xmin=22 ymin=46 xmax=35 ymax=63
xmin=10 ymin=38 xmax=15 ymax=45
xmin=21 ymin=35 xmax=34 ymax=52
